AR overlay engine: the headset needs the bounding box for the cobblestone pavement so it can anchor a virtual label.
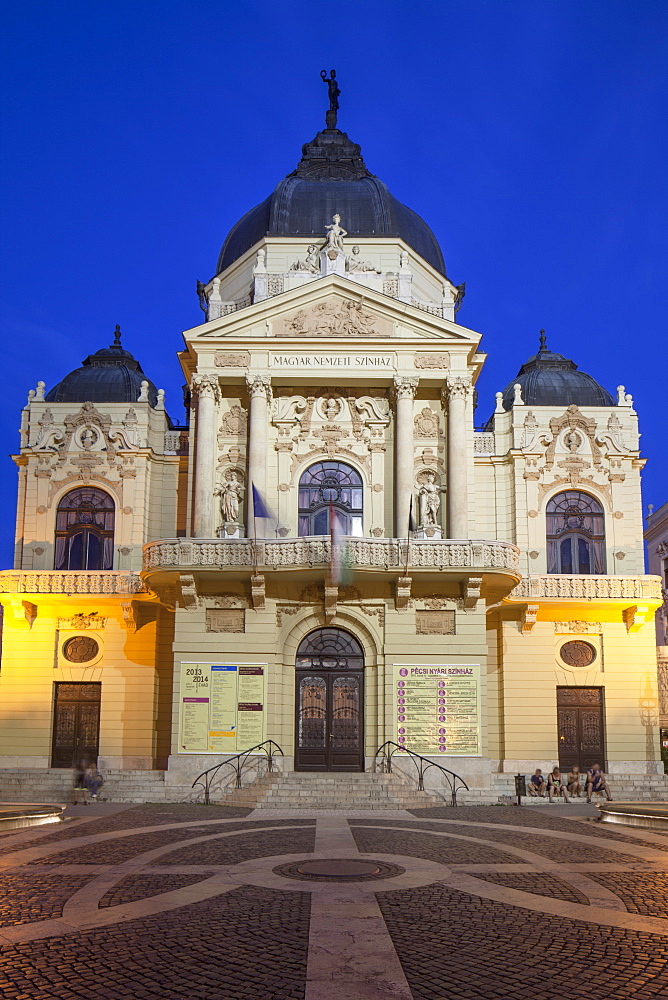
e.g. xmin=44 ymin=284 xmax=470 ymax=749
xmin=0 ymin=803 xmax=667 ymax=998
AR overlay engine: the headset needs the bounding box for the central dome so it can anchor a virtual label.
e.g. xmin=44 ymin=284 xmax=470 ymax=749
xmin=216 ymin=127 xmax=446 ymax=276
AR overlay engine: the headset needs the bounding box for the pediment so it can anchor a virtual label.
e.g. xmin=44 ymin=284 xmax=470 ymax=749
xmin=189 ymin=275 xmax=480 ymax=346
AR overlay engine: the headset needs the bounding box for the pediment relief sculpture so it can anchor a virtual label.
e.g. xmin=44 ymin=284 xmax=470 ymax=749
xmin=277 ymin=300 xmax=390 ymax=338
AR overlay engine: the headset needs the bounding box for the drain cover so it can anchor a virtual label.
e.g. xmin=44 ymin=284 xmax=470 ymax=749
xmin=273 ymin=858 xmax=405 ymax=882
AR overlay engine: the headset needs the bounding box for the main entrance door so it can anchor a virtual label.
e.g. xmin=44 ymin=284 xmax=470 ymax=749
xmin=557 ymin=686 xmax=606 ymax=771
xmin=295 ymin=628 xmax=364 ymax=772
xmin=51 ymin=682 xmax=101 ymax=768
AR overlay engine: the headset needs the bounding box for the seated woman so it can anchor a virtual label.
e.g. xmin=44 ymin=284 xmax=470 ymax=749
xmin=547 ymin=767 xmax=570 ymax=802
xmin=527 ymin=769 xmax=546 ymax=797
xmin=567 ymin=766 xmax=582 ymax=797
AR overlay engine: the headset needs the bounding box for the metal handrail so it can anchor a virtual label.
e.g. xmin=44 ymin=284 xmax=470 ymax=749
xmin=191 ymin=740 xmax=284 ymax=805
xmin=374 ymin=741 xmax=469 ymax=806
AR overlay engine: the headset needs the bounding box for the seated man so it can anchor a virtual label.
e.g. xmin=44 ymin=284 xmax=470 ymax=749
xmin=567 ymin=766 xmax=583 ymax=797
xmin=586 ymin=763 xmax=612 ymax=803
xmin=527 ymin=769 xmax=546 ymax=797
xmin=547 ymin=767 xmax=571 ymax=802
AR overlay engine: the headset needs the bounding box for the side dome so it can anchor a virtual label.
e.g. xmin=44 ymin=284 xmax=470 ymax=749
xmin=216 ymin=127 xmax=446 ymax=276
xmin=498 ymin=332 xmax=614 ymax=411
xmin=45 ymin=326 xmax=158 ymax=406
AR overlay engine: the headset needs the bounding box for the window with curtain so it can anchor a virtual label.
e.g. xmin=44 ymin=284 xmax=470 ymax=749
xmin=546 ymin=490 xmax=606 ymax=575
xmin=54 ymin=488 xmax=115 ymax=570
xmin=298 ymin=461 xmax=363 ymax=537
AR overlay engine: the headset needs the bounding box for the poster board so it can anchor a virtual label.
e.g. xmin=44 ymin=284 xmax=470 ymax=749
xmin=178 ymin=662 xmax=266 ymax=753
xmin=393 ymin=663 xmax=481 ymax=756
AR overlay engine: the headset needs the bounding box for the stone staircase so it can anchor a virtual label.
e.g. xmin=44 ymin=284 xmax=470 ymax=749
xmin=223 ymin=770 xmax=444 ymax=810
xmin=0 ymin=768 xmax=182 ymax=805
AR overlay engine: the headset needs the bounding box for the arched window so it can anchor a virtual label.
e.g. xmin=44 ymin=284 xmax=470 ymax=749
xmin=54 ymin=488 xmax=115 ymax=571
xmin=546 ymin=491 xmax=606 ymax=575
xmin=298 ymin=461 xmax=363 ymax=537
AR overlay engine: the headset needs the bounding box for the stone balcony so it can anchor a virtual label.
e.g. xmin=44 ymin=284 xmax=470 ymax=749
xmin=505 ymin=574 xmax=663 ymax=603
xmin=0 ymin=571 xmax=147 ymax=596
xmin=142 ymin=536 xmax=520 ymax=577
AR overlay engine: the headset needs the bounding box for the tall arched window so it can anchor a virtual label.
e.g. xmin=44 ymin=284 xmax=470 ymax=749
xmin=546 ymin=490 xmax=606 ymax=575
xmin=54 ymin=488 xmax=115 ymax=571
xmin=298 ymin=462 xmax=363 ymax=537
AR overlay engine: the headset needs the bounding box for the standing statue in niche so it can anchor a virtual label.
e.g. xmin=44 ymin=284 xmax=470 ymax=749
xmin=321 ymin=69 xmax=340 ymax=129
xmin=325 ymin=214 xmax=347 ymax=252
xmin=215 ymin=473 xmax=244 ymax=524
xmin=418 ymin=471 xmax=442 ymax=527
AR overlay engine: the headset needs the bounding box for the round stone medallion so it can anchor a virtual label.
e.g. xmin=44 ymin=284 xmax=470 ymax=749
xmin=273 ymin=858 xmax=405 ymax=882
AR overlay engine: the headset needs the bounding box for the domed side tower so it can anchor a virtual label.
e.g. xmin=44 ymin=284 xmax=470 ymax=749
xmin=485 ymin=331 xmax=614 ymax=428
xmin=45 ymin=326 xmax=159 ymax=407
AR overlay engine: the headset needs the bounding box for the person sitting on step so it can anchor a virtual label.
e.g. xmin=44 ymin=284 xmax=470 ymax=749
xmin=547 ymin=766 xmax=571 ymax=803
xmin=586 ymin=763 xmax=612 ymax=803
xmin=527 ymin=769 xmax=546 ymax=797
xmin=567 ymin=766 xmax=583 ymax=797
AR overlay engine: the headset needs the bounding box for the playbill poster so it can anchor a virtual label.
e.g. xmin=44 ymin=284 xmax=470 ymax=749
xmin=178 ymin=662 xmax=266 ymax=753
xmin=393 ymin=664 xmax=481 ymax=756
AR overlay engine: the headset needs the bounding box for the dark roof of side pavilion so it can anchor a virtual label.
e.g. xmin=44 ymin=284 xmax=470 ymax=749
xmin=484 ymin=332 xmax=615 ymax=427
xmin=216 ymin=126 xmax=447 ymax=277
xmin=45 ymin=326 xmax=158 ymax=406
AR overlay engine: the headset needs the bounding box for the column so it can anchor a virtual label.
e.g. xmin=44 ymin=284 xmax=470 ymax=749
xmin=191 ymin=374 xmax=220 ymax=538
xmin=443 ymin=377 xmax=470 ymax=539
xmin=245 ymin=374 xmax=272 ymax=537
xmin=393 ymin=376 xmax=419 ymax=537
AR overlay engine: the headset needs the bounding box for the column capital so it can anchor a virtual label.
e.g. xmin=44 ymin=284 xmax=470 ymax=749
xmin=392 ymin=375 xmax=419 ymax=401
xmin=245 ymin=373 xmax=272 ymax=403
xmin=441 ymin=376 xmax=471 ymax=406
xmin=191 ymin=374 xmax=221 ymax=403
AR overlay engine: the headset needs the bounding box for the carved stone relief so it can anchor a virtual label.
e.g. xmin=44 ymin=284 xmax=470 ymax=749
xmin=414 ymin=354 xmax=450 ymax=369
xmin=416 ymin=610 xmax=455 ymax=635
xmin=214 ymin=352 xmax=250 ymax=367
xmin=206 ymin=609 xmax=245 ymax=632
xmin=277 ymin=300 xmax=390 ymax=338
xmin=414 ymin=407 xmax=439 ymax=438
xmin=221 ymin=405 xmax=247 ymax=437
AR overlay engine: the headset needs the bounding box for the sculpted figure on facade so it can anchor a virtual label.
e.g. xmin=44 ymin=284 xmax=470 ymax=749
xmin=325 ymin=214 xmax=347 ymax=251
xmin=216 ymin=472 xmax=244 ymax=524
xmin=347 ymin=246 xmax=380 ymax=273
xmin=287 ymin=300 xmax=381 ymax=338
xmin=291 ymin=245 xmax=320 ymax=273
xmin=417 ymin=471 xmax=442 ymax=526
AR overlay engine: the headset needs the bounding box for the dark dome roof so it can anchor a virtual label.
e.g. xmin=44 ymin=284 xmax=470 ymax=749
xmin=45 ymin=326 xmax=158 ymax=406
xmin=216 ymin=127 xmax=446 ymax=276
xmin=487 ymin=332 xmax=614 ymax=425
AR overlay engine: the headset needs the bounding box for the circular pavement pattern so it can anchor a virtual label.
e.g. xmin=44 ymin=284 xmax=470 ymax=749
xmin=273 ymin=857 xmax=406 ymax=881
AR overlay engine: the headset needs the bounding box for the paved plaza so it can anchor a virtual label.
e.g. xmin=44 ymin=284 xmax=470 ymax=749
xmin=0 ymin=803 xmax=667 ymax=998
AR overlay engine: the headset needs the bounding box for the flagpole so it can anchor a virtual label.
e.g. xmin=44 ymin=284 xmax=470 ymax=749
xmin=252 ymin=481 xmax=258 ymax=577
xmin=404 ymin=495 xmax=413 ymax=578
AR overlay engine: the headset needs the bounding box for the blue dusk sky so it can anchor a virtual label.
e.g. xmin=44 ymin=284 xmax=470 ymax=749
xmin=1 ymin=1 xmax=666 ymax=567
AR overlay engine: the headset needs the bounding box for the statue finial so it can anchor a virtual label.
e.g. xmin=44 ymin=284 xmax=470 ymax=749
xmin=113 ymin=324 xmax=122 ymax=347
xmin=320 ymin=69 xmax=340 ymax=129
xmin=539 ymin=329 xmax=547 ymax=351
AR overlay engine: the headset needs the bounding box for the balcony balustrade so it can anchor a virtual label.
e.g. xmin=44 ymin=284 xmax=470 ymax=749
xmin=0 ymin=571 xmax=147 ymax=595
xmin=506 ymin=574 xmax=663 ymax=603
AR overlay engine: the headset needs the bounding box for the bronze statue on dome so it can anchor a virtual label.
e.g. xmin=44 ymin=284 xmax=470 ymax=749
xmin=321 ymin=69 xmax=340 ymax=129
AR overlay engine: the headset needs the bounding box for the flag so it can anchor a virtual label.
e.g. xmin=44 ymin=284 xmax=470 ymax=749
xmin=329 ymin=502 xmax=353 ymax=586
xmin=252 ymin=484 xmax=273 ymax=520
xmin=408 ymin=494 xmax=417 ymax=535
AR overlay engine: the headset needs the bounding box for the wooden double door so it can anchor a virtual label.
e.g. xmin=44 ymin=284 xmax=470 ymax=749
xmin=51 ymin=682 xmax=101 ymax=768
xmin=295 ymin=628 xmax=364 ymax=772
xmin=557 ymin=686 xmax=606 ymax=771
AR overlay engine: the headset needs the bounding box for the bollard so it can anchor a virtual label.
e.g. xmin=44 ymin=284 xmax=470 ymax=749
xmin=514 ymin=772 xmax=526 ymax=806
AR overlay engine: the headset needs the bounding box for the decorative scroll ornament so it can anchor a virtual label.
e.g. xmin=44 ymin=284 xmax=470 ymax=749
xmin=191 ymin=374 xmax=221 ymax=402
xmin=443 ymin=377 xmax=471 ymax=403
xmin=245 ymin=373 xmax=272 ymax=402
xmin=392 ymin=375 xmax=419 ymax=400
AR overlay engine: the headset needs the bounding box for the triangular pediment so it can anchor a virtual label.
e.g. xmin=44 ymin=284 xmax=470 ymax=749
xmin=185 ymin=275 xmax=481 ymax=347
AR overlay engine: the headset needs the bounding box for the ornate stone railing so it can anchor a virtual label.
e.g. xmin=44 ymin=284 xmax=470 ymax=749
xmin=0 ymin=571 xmax=147 ymax=595
xmin=473 ymin=433 xmax=495 ymax=454
xmin=506 ymin=574 xmax=663 ymax=602
xmin=142 ymin=537 xmax=521 ymax=574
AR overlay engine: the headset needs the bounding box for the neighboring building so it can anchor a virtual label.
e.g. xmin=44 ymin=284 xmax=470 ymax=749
xmin=0 ymin=94 xmax=663 ymax=800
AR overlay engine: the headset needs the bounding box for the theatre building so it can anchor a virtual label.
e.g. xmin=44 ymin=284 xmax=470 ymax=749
xmin=0 ymin=98 xmax=664 ymax=803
